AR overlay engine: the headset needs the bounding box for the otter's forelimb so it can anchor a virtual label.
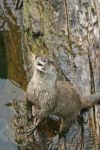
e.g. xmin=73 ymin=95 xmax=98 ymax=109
xmin=26 ymin=98 xmax=33 ymax=122
xmin=25 ymin=109 xmax=50 ymax=136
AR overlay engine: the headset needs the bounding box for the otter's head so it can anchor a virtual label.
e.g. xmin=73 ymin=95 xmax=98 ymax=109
xmin=34 ymin=56 xmax=57 ymax=79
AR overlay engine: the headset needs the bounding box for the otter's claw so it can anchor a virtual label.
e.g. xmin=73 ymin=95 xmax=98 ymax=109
xmin=48 ymin=135 xmax=59 ymax=150
xmin=32 ymin=110 xmax=40 ymax=117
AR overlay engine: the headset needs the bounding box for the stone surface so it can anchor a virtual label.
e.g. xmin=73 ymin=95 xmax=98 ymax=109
xmin=21 ymin=0 xmax=100 ymax=149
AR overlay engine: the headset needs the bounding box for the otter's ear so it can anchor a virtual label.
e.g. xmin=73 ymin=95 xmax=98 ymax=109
xmin=50 ymin=59 xmax=55 ymax=65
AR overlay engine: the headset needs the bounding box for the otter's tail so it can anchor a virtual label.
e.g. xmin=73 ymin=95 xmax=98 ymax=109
xmin=80 ymin=92 xmax=100 ymax=109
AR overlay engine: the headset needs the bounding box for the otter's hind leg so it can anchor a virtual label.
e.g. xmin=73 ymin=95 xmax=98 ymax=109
xmin=59 ymin=118 xmax=72 ymax=137
xmin=48 ymin=118 xmax=72 ymax=150
xmin=25 ymin=109 xmax=50 ymax=136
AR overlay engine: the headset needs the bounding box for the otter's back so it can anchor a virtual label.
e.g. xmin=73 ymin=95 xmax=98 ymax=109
xmin=54 ymin=80 xmax=81 ymax=118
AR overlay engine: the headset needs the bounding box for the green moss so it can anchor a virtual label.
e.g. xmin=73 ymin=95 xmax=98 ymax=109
xmin=31 ymin=38 xmax=49 ymax=55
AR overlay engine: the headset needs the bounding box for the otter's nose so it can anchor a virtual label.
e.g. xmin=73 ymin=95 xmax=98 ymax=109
xmin=43 ymin=59 xmax=46 ymax=63
xmin=41 ymin=57 xmax=48 ymax=63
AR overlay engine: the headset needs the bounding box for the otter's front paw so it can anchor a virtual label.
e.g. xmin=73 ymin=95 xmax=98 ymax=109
xmin=24 ymin=125 xmax=36 ymax=137
xmin=32 ymin=110 xmax=40 ymax=117
xmin=48 ymin=135 xmax=59 ymax=150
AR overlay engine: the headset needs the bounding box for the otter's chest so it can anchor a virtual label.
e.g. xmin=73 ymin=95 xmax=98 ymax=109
xmin=27 ymin=80 xmax=55 ymax=109
xmin=35 ymin=88 xmax=51 ymax=108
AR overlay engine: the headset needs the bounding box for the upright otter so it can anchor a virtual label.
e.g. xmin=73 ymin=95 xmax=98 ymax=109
xmin=26 ymin=56 xmax=100 ymax=149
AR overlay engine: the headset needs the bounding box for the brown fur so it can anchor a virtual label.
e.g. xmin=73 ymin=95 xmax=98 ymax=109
xmin=26 ymin=56 xmax=100 ymax=140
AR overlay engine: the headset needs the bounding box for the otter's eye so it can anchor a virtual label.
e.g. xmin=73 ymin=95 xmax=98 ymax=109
xmin=50 ymin=60 xmax=54 ymax=65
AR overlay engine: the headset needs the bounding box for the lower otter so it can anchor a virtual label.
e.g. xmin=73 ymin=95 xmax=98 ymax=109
xmin=26 ymin=56 xmax=100 ymax=149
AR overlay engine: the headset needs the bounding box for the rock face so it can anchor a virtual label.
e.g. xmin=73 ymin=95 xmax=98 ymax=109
xmin=22 ymin=0 xmax=100 ymax=149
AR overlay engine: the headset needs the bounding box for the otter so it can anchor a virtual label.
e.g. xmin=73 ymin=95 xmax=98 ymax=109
xmin=26 ymin=56 xmax=100 ymax=149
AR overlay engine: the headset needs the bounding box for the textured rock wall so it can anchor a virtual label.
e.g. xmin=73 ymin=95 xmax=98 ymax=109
xmin=0 ymin=0 xmax=26 ymax=88
xmin=22 ymin=0 xmax=100 ymax=149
